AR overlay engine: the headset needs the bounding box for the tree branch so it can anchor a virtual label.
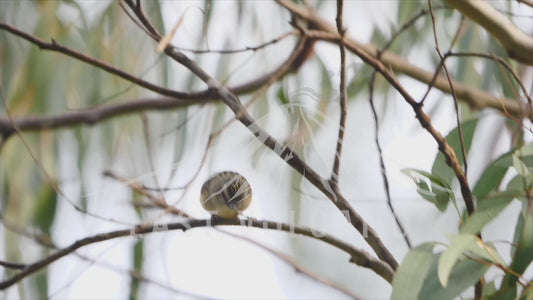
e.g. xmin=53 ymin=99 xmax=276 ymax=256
xmin=330 ymin=0 xmax=347 ymax=185
xmin=277 ymin=0 xmax=476 ymax=216
xmin=445 ymin=0 xmax=533 ymax=65
xmin=275 ymin=0 xmax=533 ymax=121
xmin=160 ymin=43 xmax=399 ymax=269
xmin=0 ymin=218 xmax=394 ymax=290
xmin=0 ymin=22 xmax=317 ymax=141
xmin=0 ymin=22 xmax=200 ymax=100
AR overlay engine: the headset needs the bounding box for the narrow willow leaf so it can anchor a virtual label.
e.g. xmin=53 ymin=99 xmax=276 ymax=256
xmin=129 ymin=239 xmax=144 ymax=300
xmin=277 ymin=84 xmax=289 ymax=106
xmin=33 ymin=183 xmax=57 ymax=235
xmin=391 ymin=243 xmax=436 ymax=299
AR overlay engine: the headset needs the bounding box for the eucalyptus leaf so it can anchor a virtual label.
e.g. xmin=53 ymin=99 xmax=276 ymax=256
xmin=402 ymin=168 xmax=454 ymax=211
xmin=432 ymin=119 xmax=477 ymax=186
xmin=420 ymin=254 xmax=489 ymax=300
xmin=473 ymin=152 xmax=512 ymax=198
xmin=439 ymin=233 xmax=506 ymax=288
xmin=501 ymin=203 xmax=533 ymax=290
xmin=391 ymin=243 xmax=436 ymax=300
xmin=461 ymin=193 xmax=515 ymax=235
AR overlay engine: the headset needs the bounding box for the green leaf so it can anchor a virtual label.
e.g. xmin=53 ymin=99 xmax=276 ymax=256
xmin=432 ymin=119 xmax=478 ymax=186
xmin=473 ymin=152 xmax=512 ymax=198
xmin=129 ymin=239 xmax=144 ymax=300
xmin=438 ymin=234 xmax=476 ymax=287
xmin=33 ymin=184 xmax=57 ymax=234
xmin=482 ymin=280 xmax=497 ymax=297
xmin=401 ymin=168 xmax=454 ymax=211
xmin=501 ymin=202 xmax=533 ymax=290
xmin=277 ymin=84 xmax=289 ymax=106
xmin=512 ymin=154 xmax=531 ymax=178
xmin=461 ymin=193 xmax=515 ymax=235
xmin=420 ymin=254 xmax=489 ymax=300
xmin=391 ymin=243 xmax=436 ymax=300
xmin=439 ymin=233 xmax=506 ymax=288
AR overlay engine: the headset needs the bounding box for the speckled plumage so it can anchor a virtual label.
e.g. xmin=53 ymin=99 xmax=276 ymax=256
xmin=200 ymin=171 xmax=252 ymax=219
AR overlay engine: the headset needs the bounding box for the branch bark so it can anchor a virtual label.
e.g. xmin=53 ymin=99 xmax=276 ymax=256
xmin=276 ymin=0 xmax=533 ymax=120
xmin=0 ymin=218 xmax=394 ymax=290
xmin=445 ymin=0 xmax=533 ymax=66
xmin=278 ymin=0 xmax=476 ymax=216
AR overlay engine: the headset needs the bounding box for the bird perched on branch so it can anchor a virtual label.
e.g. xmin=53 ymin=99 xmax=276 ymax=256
xmin=200 ymin=171 xmax=252 ymax=219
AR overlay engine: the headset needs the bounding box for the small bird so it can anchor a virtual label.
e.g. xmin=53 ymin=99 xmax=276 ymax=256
xmin=200 ymin=171 xmax=252 ymax=219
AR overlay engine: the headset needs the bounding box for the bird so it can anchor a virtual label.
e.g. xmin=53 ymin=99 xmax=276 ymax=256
xmin=200 ymin=171 xmax=252 ymax=219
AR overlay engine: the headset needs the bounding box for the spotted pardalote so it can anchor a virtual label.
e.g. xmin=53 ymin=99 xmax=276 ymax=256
xmin=200 ymin=171 xmax=252 ymax=219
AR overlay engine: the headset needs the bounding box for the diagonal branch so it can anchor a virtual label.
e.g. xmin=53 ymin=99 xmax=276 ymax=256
xmin=0 ymin=22 xmax=197 ymax=100
xmin=275 ymin=0 xmax=533 ymax=121
xmin=278 ymin=0 xmax=476 ymax=215
xmin=217 ymin=229 xmax=364 ymax=299
xmin=160 ymin=43 xmax=398 ymax=269
xmin=0 ymin=23 xmax=316 ymax=141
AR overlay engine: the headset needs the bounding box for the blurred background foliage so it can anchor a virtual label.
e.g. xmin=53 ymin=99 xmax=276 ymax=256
xmin=0 ymin=0 xmax=532 ymax=298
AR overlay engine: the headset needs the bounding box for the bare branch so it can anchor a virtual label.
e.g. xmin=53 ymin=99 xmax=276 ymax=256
xmin=428 ymin=1 xmax=469 ymax=177
xmin=368 ymin=72 xmax=412 ymax=249
xmin=103 ymin=171 xmax=192 ymax=218
xmin=275 ymin=0 xmax=533 ymax=120
xmin=445 ymin=0 xmax=533 ymax=65
xmin=331 ymin=0 xmax=347 ymax=184
xmin=429 ymin=2 xmax=483 ymax=296
xmin=160 ymin=43 xmax=399 ymax=269
xmin=0 ymin=218 xmax=394 ymax=289
xmin=0 ymin=22 xmax=199 ymax=99
xmin=277 ymin=0 xmax=476 ymax=216
xmin=217 ymin=229 xmax=364 ymax=299
xmin=0 ymin=26 xmax=316 ymax=141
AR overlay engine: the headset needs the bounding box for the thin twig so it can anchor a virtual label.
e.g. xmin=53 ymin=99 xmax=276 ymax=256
xmin=331 ymin=0 xmax=347 ymax=184
xmin=428 ymin=2 xmax=483 ymax=296
xmin=217 ymin=229 xmax=364 ymax=299
xmin=275 ymin=1 xmax=532 ymax=121
xmin=428 ymin=1 xmax=469 ymax=178
xmin=103 ymin=170 xmax=191 ymax=218
xmin=0 ymin=22 xmax=197 ymax=100
xmin=448 ymin=52 xmax=532 ymax=106
xmin=160 ymin=36 xmax=399 ymax=270
xmin=0 ymin=218 xmax=394 ymax=289
xmin=0 ymin=260 xmax=26 ymax=270
xmin=368 ymin=72 xmax=412 ymax=249
xmin=366 ymin=4 xmax=430 ymax=250
xmin=277 ymin=0 xmax=476 ymax=217
xmin=0 ymin=215 xmax=201 ymax=298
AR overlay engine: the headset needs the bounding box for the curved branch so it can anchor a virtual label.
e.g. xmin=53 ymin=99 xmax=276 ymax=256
xmin=0 ymin=218 xmax=394 ymax=290
xmin=277 ymin=0 xmax=476 ymax=216
xmin=0 ymin=22 xmax=315 ymax=140
xmin=275 ymin=0 xmax=533 ymax=121
xmin=445 ymin=0 xmax=533 ymax=65
xmin=162 ymin=44 xmax=399 ymax=269
xmin=0 ymin=22 xmax=198 ymax=99
xmin=0 ymin=97 xmax=210 ymax=138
